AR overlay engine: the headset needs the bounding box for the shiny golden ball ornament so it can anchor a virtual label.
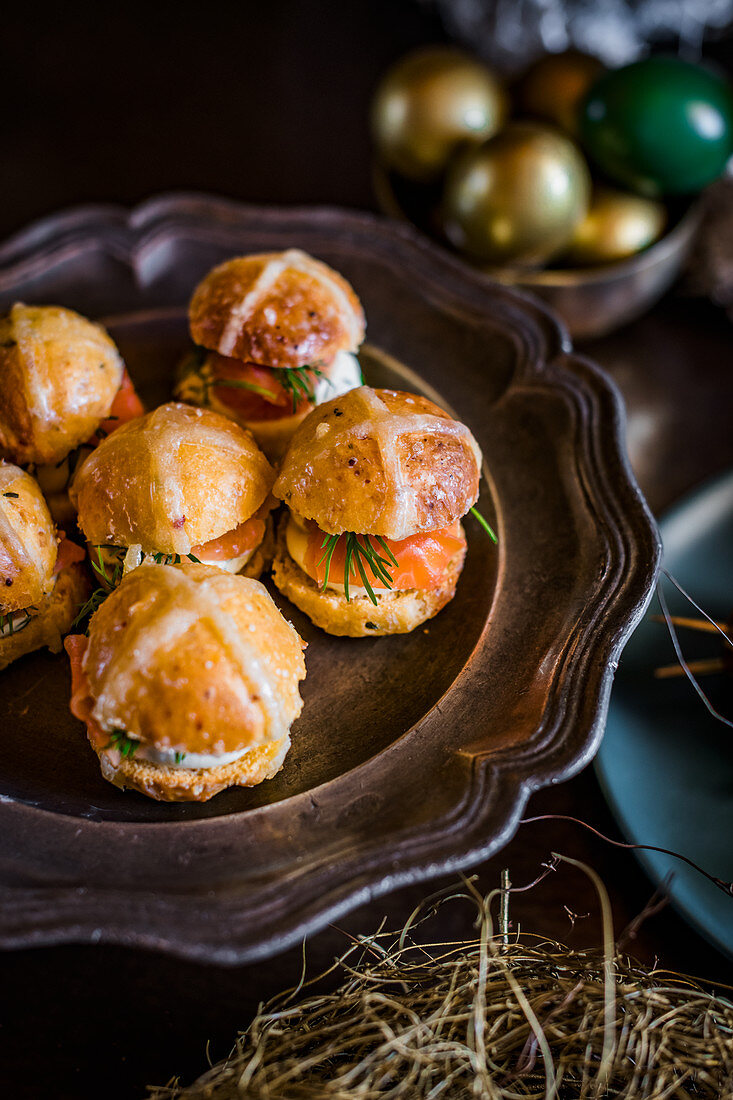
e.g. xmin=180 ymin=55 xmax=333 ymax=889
xmin=442 ymin=122 xmax=591 ymax=266
xmin=370 ymin=47 xmax=506 ymax=183
xmin=517 ymin=50 xmax=605 ymax=136
xmin=564 ymin=186 xmax=666 ymax=265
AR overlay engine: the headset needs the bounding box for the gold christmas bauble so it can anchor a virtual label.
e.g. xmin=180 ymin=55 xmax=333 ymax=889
xmin=370 ymin=47 xmax=506 ymax=183
xmin=564 ymin=187 xmax=666 ymax=265
xmin=442 ymin=122 xmax=591 ymax=266
xmin=517 ymin=50 xmax=605 ymax=136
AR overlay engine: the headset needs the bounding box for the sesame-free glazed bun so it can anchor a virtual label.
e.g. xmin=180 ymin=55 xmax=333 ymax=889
xmin=274 ymin=387 xmax=483 ymax=541
xmin=273 ymin=517 xmax=467 ymax=637
xmin=70 ymin=403 xmax=274 ymax=555
xmin=0 ymin=304 xmax=124 ymax=466
xmin=0 ymin=464 xmax=57 ymax=612
xmin=189 ymin=250 xmax=365 ymax=370
xmin=72 ymin=564 xmax=306 ymax=801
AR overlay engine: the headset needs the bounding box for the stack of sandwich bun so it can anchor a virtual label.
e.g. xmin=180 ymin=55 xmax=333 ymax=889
xmin=176 ymin=250 xmax=366 ymax=461
xmin=0 ymin=248 xmax=491 ymax=803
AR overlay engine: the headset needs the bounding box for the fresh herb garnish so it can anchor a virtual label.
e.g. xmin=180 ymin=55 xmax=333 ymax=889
xmin=91 ymin=544 xmax=126 ymax=587
xmin=211 ymin=377 xmax=277 ymax=400
xmin=152 ymin=552 xmax=179 ymax=565
xmin=71 ymin=587 xmax=109 ymax=631
xmin=212 ymin=364 xmax=326 ymax=414
xmin=277 ymin=365 xmax=327 ymax=413
xmin=150 ymin=552 xmax=200 ymax=566
xmin=174 ymin=751 xmax=187 ymax=764
xmin=181 ymin=347 xmax=329 ymax=415
xmin=469 ymin=506 xmax=498 ymax=544
xmin=317 ymin=532 xmax=397 ymax=606
xmin=0 ymin=607 xmax=35 ymax=635
xmin=105 ymin=728 xmax=140 ymax=758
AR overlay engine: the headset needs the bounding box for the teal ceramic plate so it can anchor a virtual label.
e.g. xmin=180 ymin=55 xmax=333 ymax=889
xmin=596 ymin=469 xmax=733 ymax=958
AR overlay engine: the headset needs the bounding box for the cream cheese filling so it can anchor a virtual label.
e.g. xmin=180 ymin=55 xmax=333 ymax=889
xmin=134 ymin=744 xmax=249 ymax=770
xmin=92 ymin=541 xmax=257 ymax=582
xmin=313 ymin=350 xmax=362 ymax=404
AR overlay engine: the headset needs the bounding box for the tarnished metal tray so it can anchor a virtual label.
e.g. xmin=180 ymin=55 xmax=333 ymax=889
xmin=0 ymin=195 xmax=659 ymax=963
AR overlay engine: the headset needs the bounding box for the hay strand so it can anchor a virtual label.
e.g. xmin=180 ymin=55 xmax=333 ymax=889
xmin=149 ymin=865 xmax=733 ymax=1099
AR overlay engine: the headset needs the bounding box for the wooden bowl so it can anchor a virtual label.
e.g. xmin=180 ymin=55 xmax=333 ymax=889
xmin=374 ymin=161 xmax=701 ymax=340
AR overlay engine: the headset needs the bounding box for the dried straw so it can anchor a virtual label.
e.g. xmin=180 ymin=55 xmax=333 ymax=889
xmin=149 ymin=859 xmax=733 ymax=1099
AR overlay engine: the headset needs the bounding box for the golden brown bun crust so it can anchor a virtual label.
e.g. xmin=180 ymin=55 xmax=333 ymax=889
xmin=188 ymin=250 xmax=365 ymax=370
xmin=0 ymin=563 xmax=88 ymax=670
xmin=84 ymin=563 xmax=305 ymax=754
xmin=95 ymin=733 xmax=290 ymax=802
xmin=0 ymin=304 xmax=124 ymax=466
xmin=0 ymin=464 xmax=57 ymax=612
xmin=274 ymin=387 xmax=482 ymax=540
xmin=272 ymin=518 xmax=466 ymax=636
xmin=70 ymin=403 xmax=274 ymax=554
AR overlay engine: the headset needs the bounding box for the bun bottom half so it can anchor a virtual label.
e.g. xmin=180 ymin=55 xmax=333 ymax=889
xmin=0 ymin=563 xmax=88 ymax=670
xmin=95 ymin=734 xmax=290 ymax=802
xmin=272 ymin=520 xmax=466 ymax=637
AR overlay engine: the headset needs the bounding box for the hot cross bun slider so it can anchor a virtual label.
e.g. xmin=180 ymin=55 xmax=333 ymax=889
xmin=0 ymin=303 xmax=145 ymax=525
xmin=65 ymin=564 xmax=306 ymax=801
xmin=0 ymin=303 xmax=141 ymax=466
xmin=272 ymin=386 xmax=483 ymax=636
xmin=0 ymin=463 xmax=87 ymax=669
xmin=70 ymin=402 xmax=275 ymax=584
xmin=175 ymin=250 xmax=366 ymax=461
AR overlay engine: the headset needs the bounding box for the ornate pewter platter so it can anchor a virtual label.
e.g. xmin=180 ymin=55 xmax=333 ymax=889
xmin=0 ymin=195 xmax=659 ymax=962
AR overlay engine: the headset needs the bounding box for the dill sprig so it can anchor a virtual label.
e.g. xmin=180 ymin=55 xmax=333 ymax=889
xmin=72 ymin=551 xmax=200 ymax=633
xmin=182 ymin=346 xmax=329 ymax=415
xmin=151 ymin=552 xmax=201 ymax=566
xmin=211 ymin=377 xmax=276 ymax=400
xmin=317 ymin=532 xmax=396 ymax=606
xmin=277 ymin=365 xmax=326 ymax=412
xmin=91 ymin=544 xmax=126 ymax=587
xmin=71 ymin=587 xmax=109 ymax=631
xmin=213 ymin=364 xmax=326 ymax=414
xmin=470 ymin=506 xmax=498 ymax=544
xmin=105 ymin=728 xmax=140 ymax=758
xmin=0 ymin=607 xmax=36 ymax=636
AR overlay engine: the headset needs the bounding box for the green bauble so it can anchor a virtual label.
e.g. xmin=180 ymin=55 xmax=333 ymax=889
xmin=581 ymin=56 xmax=733 ymax=197
xmin=564 ymin=186 xmax=666 ymax=264
xmin=442 ymin=122 xmax=591 ymax=266
xmin=371 ymin=47 xmax=506 ymax=183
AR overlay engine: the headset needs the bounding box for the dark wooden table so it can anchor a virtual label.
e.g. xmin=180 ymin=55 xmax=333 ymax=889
xmin=2 ymin=4 xmax=733 ymax=1096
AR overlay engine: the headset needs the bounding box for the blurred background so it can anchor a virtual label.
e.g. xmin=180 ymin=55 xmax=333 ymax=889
xmin=2 ymin=0 xmax=733 ymax=236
